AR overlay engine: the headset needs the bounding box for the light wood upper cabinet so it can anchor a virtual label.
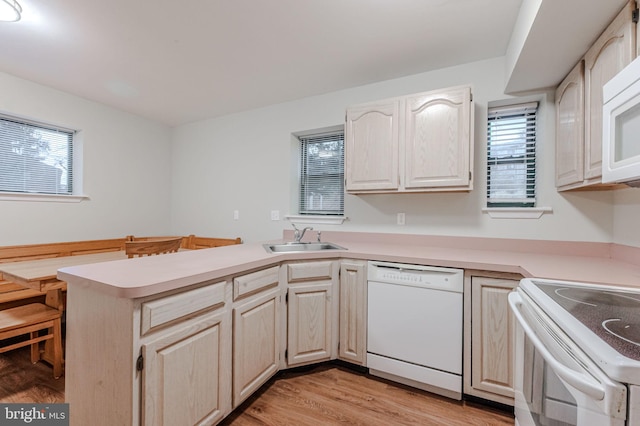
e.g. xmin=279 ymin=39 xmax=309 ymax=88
xmin=556 ymin=0 xmax=636 ymax=191
xmin=556 ymin=61 xmax=585 ymax=188
xmin=285 ymin=260 xmax=339 ymax=367
xmin=338 ymin=260 xmax=367 ymax=365
xmin=404 ymin=87 xmax=472 ymax=189
xmin=584 ymin=0 xmax=636 ymax=180
xmin=345 ymin=85 xmax=473 ymax=193
xmin=142 ymin=308 xmax=231 ymax=426
xmin=463 ymin=273 xmax=519 ymax=406
xmin=345 ymin=100 xmax=400 ymax=191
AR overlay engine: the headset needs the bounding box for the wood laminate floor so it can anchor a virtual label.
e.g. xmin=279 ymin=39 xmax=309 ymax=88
xmin=223 ymin=363 xmax=514 ymax=426
xmin=0 ymin=346 xmax=65 ymax=403
xmin=0 ymin=350 xmax=514 ymax=425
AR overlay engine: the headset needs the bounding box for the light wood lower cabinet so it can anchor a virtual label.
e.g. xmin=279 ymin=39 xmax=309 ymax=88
xmin=338 ymin=260 xmax=367 ymax=365
xmin=142 ymin=309 xmax=230 ymax=426
xmin=285 ymin=260 xmax=339 ymax=367
xmin=231 ymin=266 xmax=281 ymax=408
xmin=463 ymin=272 xmax=519 ymax=406
xmin=65 ymin=258 xmax=525 ymax=425
xmin=66 ymin=279 xmax=232 ymax=426
xmin=232 ymin=287 xmax=281 ymax=407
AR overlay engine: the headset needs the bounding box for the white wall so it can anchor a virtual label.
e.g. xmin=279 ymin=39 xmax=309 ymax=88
xmin=0 ymin=71 xmax=173 ymax=245
xmin=171 ymin=56 xmax=617 ymax=244
xmin=2 ymin=57 xmax=636 ymax=248
xmin=612 ymin=188 xmax=640 ymax=247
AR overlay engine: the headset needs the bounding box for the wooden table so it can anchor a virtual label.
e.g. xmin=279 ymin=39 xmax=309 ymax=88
xmin=0 ymin=251 xmax=128 ymax=295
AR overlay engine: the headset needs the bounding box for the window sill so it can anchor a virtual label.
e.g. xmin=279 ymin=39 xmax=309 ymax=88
xmin=482 ymin=206 xmax=552 ymax=219
xmin=0 ymin=192 xmax=90 ymax=203
xmin=285 ymin=215 xmax=347 ymax=225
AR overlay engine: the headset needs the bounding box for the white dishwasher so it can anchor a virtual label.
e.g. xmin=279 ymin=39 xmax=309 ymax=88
xmin=367 ymin=261 xmax=464 ymax=400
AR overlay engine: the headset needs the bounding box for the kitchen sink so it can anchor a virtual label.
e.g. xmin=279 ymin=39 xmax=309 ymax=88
xmin=263 ymin=242 xmax=346 ymax=253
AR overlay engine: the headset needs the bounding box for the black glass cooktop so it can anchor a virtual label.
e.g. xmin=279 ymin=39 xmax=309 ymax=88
xmin=534 ymin=282 xmax=640 ymax=361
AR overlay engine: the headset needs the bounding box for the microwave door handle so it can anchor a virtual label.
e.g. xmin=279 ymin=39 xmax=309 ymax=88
xmin=508 ymin=292 xmax=606 ymax=401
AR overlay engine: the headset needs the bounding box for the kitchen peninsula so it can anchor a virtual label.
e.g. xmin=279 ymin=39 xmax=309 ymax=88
xmin=58 ymin=232 xmax=640 ymax=425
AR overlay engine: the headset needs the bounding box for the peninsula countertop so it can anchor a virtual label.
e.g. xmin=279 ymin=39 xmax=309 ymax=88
xmin=57 ymin=232 xmax=640 ymax=299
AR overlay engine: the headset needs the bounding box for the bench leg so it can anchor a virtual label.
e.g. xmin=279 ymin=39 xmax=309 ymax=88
xmin=51 ymin=318 xmax=63 ymax=379
xmin=39 ymin=321 xmax=64 ymax=378
xmin=30 ymin=331 xmax=40 ymax=363
xmin=42 ymin=288 xmax=64 ymax=377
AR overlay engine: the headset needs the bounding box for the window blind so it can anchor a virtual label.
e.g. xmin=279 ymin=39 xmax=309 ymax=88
xmin=486 ymin=102 xmax=537 ymax=207
xmin=299 ymin=131 xmax=344 ymax=215
xmin=0 ymin=114 xmax=74 ymax=195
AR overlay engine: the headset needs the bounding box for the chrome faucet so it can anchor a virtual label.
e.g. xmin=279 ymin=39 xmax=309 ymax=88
xmin=292 ymin=224 xmax=313 ymax=243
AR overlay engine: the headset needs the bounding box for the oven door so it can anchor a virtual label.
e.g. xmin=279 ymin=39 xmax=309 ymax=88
xmin=509 ymin=290 xmax=627 ymax=426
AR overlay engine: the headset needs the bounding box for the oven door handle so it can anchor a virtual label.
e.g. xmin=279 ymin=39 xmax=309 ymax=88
xmin=508 ymin=292 xmax=606 ymax=401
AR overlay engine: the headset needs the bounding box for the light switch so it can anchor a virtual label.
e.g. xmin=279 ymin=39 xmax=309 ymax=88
xmin=233 ymin=210 xmax=240 ymax=220
xmin=397 ymin=213 xmax=405 ymax=225
xmin=270 ymin=210 xmax=280 ymax=221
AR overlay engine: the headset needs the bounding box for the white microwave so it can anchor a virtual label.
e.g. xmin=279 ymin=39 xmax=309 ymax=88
xmin=602 ymin=56 xmax=640 ymax=187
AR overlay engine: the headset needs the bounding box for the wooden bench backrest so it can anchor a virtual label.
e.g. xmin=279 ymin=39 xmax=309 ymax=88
xmin=0 ymin=235 xmax=242 ymax=265
xmin=0 ymin=238 xmax=127 ymax=264
xmin=183 ymin=235 xmax=242 ymax=250
xmin=125 ymin=237 xmax=183 ymax=258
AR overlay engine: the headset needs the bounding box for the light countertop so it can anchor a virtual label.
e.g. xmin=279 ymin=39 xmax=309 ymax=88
xmin=57 ymin=233 xmax=640 ymax=299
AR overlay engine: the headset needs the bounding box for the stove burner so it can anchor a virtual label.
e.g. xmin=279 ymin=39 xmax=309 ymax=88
xmin=534 ymin=282 xmax=640 ymax=361
xmin=554 ymin=288 xmax=597 ymax=307
xmin=553 ymin=287 xmax=640 ymax=308
xmin=603 ymin=319 xmax=640 ymax=347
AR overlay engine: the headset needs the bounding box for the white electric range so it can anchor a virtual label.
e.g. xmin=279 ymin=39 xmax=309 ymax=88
xmin=509 ymin=278 xmax=640 ymax=426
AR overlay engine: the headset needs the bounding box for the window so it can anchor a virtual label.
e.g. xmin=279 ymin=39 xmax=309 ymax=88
xmin=0 ymin=114 xmax=74 ymax=195
xmin=486 ymin=102 xmax=537 ymax=207
xmin=299 ymin=131 xmax=344 ymax=215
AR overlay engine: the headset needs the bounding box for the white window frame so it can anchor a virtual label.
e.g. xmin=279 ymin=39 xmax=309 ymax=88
xmin=486 ymin=102 xmax=538 ymax=208
xmin=298 ymin=131 xmax=345 ymax=215
xmin=483 ymin=99 xmax=552 ymax=219
xmin=287 ymin=127 xmax=347 ymax=225
xmin=0 ymin=113 xmax=86 ymax=203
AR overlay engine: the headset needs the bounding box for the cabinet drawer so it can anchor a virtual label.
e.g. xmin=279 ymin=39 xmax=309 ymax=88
xmin=287 ymin=261 xmax=334 ymax=283
xmin=233 ymin=266 xmax=279 ymax=300
xmin=141 ymin=281 xmax=226 ymax=335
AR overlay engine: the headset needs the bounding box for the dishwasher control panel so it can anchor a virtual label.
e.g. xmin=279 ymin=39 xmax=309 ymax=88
xmin=367 ymin=261 xmax=463 ymax=292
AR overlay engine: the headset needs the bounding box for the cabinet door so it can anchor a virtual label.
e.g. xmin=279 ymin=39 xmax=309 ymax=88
xmin=287 ymin=283 xmax=333 ymax=366
xmin=556 ymin=61 xmax=585 ymax=189
xmin=584 ymin=0 xmax=635 ymax=180
xmin=345 ymin=100 xmax=400 ymax=191
xmin=142 ymin=309 xmax=231 ymax=426
xmin=232 ymin=288 xmax=281 ymax=407
xmin=338 ymin=260 xmax=367 ymax=365
xmin=404 ymin=86 xmax=472 ymax=189
xmin=469 ymin=276 xmax=517 ymax=404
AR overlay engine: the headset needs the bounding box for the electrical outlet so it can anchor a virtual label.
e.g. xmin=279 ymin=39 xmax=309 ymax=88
xmin=233 ymin=210 xmax=239 ymax=220
xmin=270 ymin=210 xmax=280 ymax=221
xmin=397 ymin=212 xmax=406 ymax=225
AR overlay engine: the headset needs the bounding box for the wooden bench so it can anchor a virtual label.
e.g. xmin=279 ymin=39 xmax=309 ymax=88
xmin=0 ymin=238 xmax=128 ymax=311
xmin=0 ymin=280 xmax=45 ymax=310
xmin=0 ymin=235 xmax=242 ymax=310
xmin=0 ymin=303 xmax=64 ymax=378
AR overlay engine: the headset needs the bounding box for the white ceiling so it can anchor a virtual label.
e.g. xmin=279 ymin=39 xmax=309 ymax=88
xmin=0 ymin=0 xmax=632 ymax=127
